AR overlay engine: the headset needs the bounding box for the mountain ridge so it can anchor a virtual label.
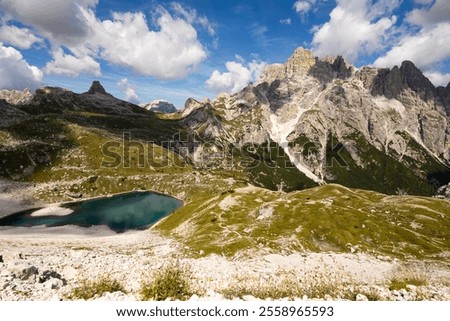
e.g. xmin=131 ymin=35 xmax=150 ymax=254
xmin=0 ymin=48 xmax=449 ymax=197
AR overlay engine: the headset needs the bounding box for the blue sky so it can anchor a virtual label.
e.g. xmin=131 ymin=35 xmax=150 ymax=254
xmin=0 ymin=0 xmax=450 ymax=107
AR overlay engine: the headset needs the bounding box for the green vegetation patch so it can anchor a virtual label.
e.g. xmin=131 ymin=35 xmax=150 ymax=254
xmin=157 ymin=184 xmax=450 ymax=260
xmin=66 ymin=275 xmax=126 ymax=300
xmin=140 ymin=261 xmax=193 ymax=301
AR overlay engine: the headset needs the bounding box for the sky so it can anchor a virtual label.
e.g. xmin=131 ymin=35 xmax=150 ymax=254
xmin=0 ymin=0 xmax=450 ymax=107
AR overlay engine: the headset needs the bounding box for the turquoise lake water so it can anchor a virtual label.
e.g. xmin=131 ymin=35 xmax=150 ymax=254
xmin=0 ymin=192 xmax=182 ymax=232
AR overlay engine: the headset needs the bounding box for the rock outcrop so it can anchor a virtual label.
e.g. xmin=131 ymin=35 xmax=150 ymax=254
xmin=0 ymin=88 xmax=33 ymax=105
xmin=141 ymin=100 xmax=177 ymax=113
xmin=21 ymin=82 xmax=147 ymax=115
xmin=180 ymin=47 xmax=450 ymax=194
xmin=85 ymin=80 xmax=112 ymax=97
xmin=0 ymin=99 xmax=29 ymax=126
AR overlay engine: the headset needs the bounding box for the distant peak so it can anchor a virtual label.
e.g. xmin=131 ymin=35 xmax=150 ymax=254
xmin=287 ymin=47 xmax=315 ymax=66
xmin=87 ymin=81 xmax=109 ymax=95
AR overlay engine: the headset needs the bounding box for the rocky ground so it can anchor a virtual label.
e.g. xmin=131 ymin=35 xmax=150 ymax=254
xmin=1 ymin=179 xmax=449 ymax=301
xmin=1 ymin=225 xmax=449 ymax=301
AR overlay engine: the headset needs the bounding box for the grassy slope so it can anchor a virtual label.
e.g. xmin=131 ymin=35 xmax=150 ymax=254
xmin=1 ymin=109 xmax=449 ymax=263
xmin=157 ymin=184 xmax=450 ymax=260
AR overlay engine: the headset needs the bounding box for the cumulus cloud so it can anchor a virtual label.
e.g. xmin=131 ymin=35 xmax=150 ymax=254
xmin=206 ymin=59 xmax=266 ymax=94
xmin=0 ymin=0 xmax=98 ymax=46
xmin=373 ymin=0 xmax=450 ymax=86
xmin=0 ymin=25 xmax=43 ymax=49
xmin=117 ymin=78 xmax=140 ymax=104
xmin=86 ymin=9 xmax=207 ymax=79
xmin=311 ymin=0 xmax=399 ymax=62
xmin=424 ymin=71 xmax=450 ymax=87
xmin=0 ymin=42 xmax=42 ymax=90
xmin=0 ymin=1 xmax=209 ymax=79
xmin=293 ymin=0 xmax=317 ymax=16
xmin=373 ymin=23 xmax=450 ymax=70
xmin=44 ymin=48 xmax=100 ymax=77
xmin=407 ymin=0 xmax=450 ymax=28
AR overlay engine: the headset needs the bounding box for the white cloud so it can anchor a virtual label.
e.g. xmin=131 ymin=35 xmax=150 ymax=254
xmin=85 ymin=9 xmax=207 ymax=79
xmin=0 ymin=1 xmax=210 ymax=80
xmin=250 ymin=23 xmax=270 ymax=47
xmin=280 ymin=18 xmax=292 ymax=25
xmin=407 ymin=0 xmax=450 ymax=28
xmin=0 ymin=42 xmax=42 ymax=90
xmin=294 ymin=0 xmax=317 ymax=16
xmin=44 ymin=48 xmax=100 ymax=77
xmin=117 ymin=78 xmax=140 ymax=104
xmin=0 ymin=0 xmax=98 ymax=46
xmin=311 ymin=0 xmax=399 ymax=62
xmin=206 ymin=59 xmax=266 ymax=94
xmin=373 ymin=23 xmax=450 ymax=70
xmin=373 ymin=0 xmax=450 ymax=80
xmin=171 ymin=2 xmax=216 ymax=36
xmin=0 ymin=25 xmax=43 ymax=49
xmin=235 ymin=54 xmax=245 ymax=63
xmin=424 ymin=71 xmax=450 ymax=87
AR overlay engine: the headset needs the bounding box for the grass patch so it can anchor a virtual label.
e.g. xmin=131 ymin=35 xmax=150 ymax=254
xmin=388 ymin=268 xmax=429 ymax=291
xmin=66 ymin=275 xmax=126 ymax=300
xmin=140 ymin=261 xmax=193 ymax=301
xmin=158 ymin=184 xmax=450 ymax=260
xmin=221 ymin=269 xmax=348 ymax=300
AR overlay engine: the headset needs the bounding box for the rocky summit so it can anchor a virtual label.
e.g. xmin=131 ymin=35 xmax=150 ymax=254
xmin=140 ymin=100 xmax=178 ymax=113
xmin=177 ymin=47 xmax=450 ymax=195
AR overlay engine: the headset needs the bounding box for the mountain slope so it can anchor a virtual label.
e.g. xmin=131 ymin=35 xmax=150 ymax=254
xmin=1 ymin=48 xmax=450 ymax=199
xmin=187 ymin=48 xmax=450 ymax=195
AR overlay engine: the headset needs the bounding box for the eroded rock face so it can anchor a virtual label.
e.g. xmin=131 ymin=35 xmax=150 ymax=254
xmin=181 ymin=47 xmax=450 ymax=193
xmin=0 ymin=89 xmax=33 ymax=105
xmin=86 ymin=80 xmax=111 ymax=96
xmin=0 ymin=99 xmax=29 ymax=126
xmin=141 ymin=100 xmax=177 ymax=113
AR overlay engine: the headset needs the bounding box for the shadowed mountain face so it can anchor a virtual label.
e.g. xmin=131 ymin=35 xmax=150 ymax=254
xmin=174 ymin=48 xmax=450 ymax=195
xmin=0 ymin=50 xmax=449 ymax=196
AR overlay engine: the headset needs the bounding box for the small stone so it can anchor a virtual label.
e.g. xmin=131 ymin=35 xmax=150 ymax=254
xmin=44 ymin=278 xmax=64 ymax=290
xmin=406 ymin=285 xmax=417 ymax=292
xmin=9 ymin=263 xmax=38 ymax=280
xmin=39 ymin=270 xmax=65 ymax=284
xmin=356 ymin=294 xmax=368 ymax=301
xmin=189 ymin=294 xmax=200 ymax=301
xmin=242 ymin=295 xmax=256 ymax=301
xmin=392 ymin=290 xmax=400 ymax=296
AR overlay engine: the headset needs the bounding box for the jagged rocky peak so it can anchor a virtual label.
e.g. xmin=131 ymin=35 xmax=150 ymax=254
xmin=371 ymin=60 xmax=437 ymax=100
xmin=286 ymin=47 xmax=316 ymax=75
xmin=258 ymin=47 xmax=355 ymax=85
xmin=0 ymin=88 xmax=33 ymax=105
xmin=437 ymin=82 xmax=450 ymax=116
xmin=400 ymin=61 xmax=436 ymax=94
xmin=140 ymin=100 xmax=177 ymax=113
xmin=180 ymin=98 xmax=205 ymax=117
xmin=86 ymin=80 xmax=112 ymax=96
xmin=34 ymin=86 xmax=71 ymax=97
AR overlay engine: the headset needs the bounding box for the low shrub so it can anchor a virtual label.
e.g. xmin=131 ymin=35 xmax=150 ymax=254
xmin=140 ymin=261 xmax=193 ymax=301
xmin=67 ymin=275 xmax=126 ymax=300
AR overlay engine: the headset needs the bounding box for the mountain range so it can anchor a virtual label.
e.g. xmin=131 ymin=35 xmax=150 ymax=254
xmin=0 ymin=47 xmax=449 ymax=199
